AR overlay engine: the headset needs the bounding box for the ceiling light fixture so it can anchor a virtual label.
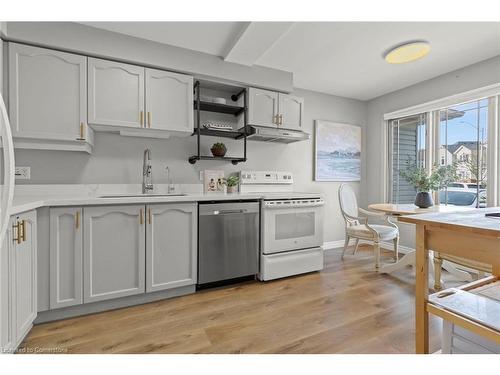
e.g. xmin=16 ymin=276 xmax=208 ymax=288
xmin=384 ymin=40 xmax=431 ymax=64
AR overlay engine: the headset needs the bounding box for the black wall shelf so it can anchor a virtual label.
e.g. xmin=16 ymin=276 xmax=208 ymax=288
xmin=194 ymin=101 xmax=245 ymax=116
xmin=188 ymin=156 xmax=247 ymax=165
xmin=188 ymin=81 xmax=248 ymax=165
xmin=193 ymin=127 xmax=246 ymax=139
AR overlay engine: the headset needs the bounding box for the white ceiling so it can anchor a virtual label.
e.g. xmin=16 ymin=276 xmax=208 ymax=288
xmin=80 ymin=22 xmax=500 ymax=101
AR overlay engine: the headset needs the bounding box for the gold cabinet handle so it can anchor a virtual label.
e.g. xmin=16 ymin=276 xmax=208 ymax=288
xmin=273 ymin=114 xmax=278 ymax=125
xmin=279 ymin=114 xmax=283 ymax=126
xmin=147 ymin=112 xmax=151 ymax=128
xmin=77 ymin=122 xmax=86 ymax=140
xmin=75 ymin=210 xmax=80 ymax=230
xmin=148 ymin=208 xmax=152 ymax=224
xmin=12 ymin=221 xmax=21 ymax=244
xmin=140 ymin=111 xmax=144 ymax=127
xmin=139 ymin=209 xmax=144 ymax=225
xmin=20 ymin=220 xmax=26 ymax=242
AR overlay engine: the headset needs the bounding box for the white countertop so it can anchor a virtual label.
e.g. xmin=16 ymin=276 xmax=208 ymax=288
xmin=9 ymin=193 xmax=266 ymax=216
xmin=7 ymin=184 xmax=324 ymax=216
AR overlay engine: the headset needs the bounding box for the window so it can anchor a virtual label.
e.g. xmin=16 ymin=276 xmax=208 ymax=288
xmin=389 ymin=113 xmax=427 ymax=204
xmin=388 ymin=97 xmax=496 ymax=208
xmin=439 ymin=99 xmax=488 ymax=207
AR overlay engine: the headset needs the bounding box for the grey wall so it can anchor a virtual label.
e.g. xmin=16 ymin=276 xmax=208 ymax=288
xmin=13 ymin=88 xmax=367 ymax=244
xmin=364 ymin=55 xmax=500 ymax=247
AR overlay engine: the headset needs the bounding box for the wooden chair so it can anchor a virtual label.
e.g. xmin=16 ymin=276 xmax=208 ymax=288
xmin=338 ymin=184 xmax=399 ymax=269
xmin=434 ymin=253 xmax=492 ymax=290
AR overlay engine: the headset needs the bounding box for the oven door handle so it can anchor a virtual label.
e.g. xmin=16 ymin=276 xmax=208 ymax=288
xmin=264 ymin=202 xmax=324 ymax=209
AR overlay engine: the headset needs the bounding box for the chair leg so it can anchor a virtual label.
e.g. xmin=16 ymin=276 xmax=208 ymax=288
xmin=374 ymin=241 xmax=381 ymax=270
xmin=434 ymin=253 xmax=443 ymax=291
xmin=353 ymin=238 xmax=360 ymax=255
xmin=393 ymin=236 xmax=399 ymax=262
xmin=341 ymin=236 xmax=350 ymax=260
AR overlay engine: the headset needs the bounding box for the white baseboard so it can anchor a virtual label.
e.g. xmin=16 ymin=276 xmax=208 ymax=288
xmin=323 ymin=239 xmax=413 ymax=255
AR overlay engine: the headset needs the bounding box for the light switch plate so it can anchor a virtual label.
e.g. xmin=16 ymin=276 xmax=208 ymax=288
xmin=199 ymin=171 xmax=203 ymax=181
xmin=15 ymin=166 xmax=31 ymax=180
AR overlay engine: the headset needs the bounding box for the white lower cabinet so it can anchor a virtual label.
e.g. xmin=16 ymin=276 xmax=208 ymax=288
xmin=0 ymin=210 xmax=37 ymax=353
xmin=49 ymin=207 xmax=83 ymax=309
xmin=146 ymin=203 xmax=197 ymax=292
xmin=83 ymin=205 xmax=145 ymax=303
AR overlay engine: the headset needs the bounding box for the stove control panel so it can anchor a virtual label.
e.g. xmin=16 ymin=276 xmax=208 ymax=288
xmin=240 ymin=171 xmax=293 ymax=185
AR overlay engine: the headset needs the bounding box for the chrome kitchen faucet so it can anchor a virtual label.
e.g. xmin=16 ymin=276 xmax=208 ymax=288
xmin=142 ymin=148 xmax=153 ymax=194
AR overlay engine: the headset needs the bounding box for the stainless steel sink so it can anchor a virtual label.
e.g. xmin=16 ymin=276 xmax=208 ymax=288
xmin=99 ymin=193 xmax=186 ymax=198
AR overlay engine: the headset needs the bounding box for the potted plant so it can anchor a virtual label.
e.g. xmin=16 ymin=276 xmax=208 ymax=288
xmin=224 ymin=175 xmax=239 ymax=194
xmin=211 ymin=142 xmax=227 ymax=157
xmin=399 ymin=159 xmax=457 ymax=208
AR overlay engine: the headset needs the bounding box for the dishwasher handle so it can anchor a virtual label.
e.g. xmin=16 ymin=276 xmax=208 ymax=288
xmin=199 ymin=202 xmax=260 ymax=216
xmin=212 ymin=209 xmax=248 ymax=215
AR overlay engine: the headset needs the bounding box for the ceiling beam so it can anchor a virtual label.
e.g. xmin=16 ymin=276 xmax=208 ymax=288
xmin=223 ymin=22 xmax=294 ymax=66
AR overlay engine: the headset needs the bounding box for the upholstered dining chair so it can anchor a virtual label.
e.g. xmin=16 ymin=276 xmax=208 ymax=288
xmin=338 ymin=184 xmax=399 ymax=269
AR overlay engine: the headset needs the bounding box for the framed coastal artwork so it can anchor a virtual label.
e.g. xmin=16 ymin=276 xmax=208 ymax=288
xmin=314 ymin=120 xmax=361 ymax=181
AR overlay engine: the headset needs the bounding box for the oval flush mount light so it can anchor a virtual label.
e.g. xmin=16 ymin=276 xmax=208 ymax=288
xmin=384 ymin=40 xmax=431 ymax=64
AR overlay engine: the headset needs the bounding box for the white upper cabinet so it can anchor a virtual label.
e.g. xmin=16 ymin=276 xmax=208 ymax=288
xmin=248 ymin=87 xmax=279 ymax=127
xmin=146 ymin=203 xmax=197 ymax=293
xmin=88 ymin=58 xmax=145 ymax=128
xmin=248 ymin=87 xmax=304 ymax=131
xmin=145 ymin=68 xmax=193 ymax=134
xmin=8 ymin=43 xmax=91 ymax=151
xmin=279 ymin=94 xmax=304 ymax=131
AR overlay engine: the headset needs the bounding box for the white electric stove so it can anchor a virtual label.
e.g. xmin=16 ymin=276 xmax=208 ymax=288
xmin=239 ymin=171 xmax=325 ymax=281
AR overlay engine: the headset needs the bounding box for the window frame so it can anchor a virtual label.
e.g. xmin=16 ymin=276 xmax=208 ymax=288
xmin=385 ymin=92 xmax=500 ymax=207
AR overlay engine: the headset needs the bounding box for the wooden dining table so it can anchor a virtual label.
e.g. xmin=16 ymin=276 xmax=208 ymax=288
xmin=398 ymin=208 xmax=500 ymax=353
xmin=367 ymin=203 xmax=473 ymax=275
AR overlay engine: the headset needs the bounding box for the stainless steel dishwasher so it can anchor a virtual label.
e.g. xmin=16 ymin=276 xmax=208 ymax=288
xmin=198 ymin=201 xmax=260 ymax=287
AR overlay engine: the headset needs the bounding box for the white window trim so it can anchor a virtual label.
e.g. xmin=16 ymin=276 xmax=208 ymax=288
xmin=383 ymin=83 xmax=500 ymax=120
xmin=382 ymin=87 xmax=500 ymax=206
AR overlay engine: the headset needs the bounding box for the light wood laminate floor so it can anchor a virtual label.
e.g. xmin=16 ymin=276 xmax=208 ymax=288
xmin=19 ymin=246 xmax=443 ymax=354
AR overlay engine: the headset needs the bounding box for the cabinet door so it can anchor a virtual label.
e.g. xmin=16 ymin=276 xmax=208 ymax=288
xmin=8 ymin=43 xmax=87 ymax=141
xmin=278 ymin=94 xmax=304 ymax=131
xmin=88 ymin=58 xmax=145 ymax=128
xmin=145 ymin=68 xmax=193 ymax=133
xmin=49 ymin=207 xmax=83 ymax=309
xmin=83 ymin=205 xmax=145 ymax=303
xmin=248 ymin=87 xmax=278 ymax=127
xmin=0 ymin=219 xmax=15 ymax=352
xmin=14 ymin=211 xmax=37 ymax=344
xmin=146 ymin=203 xmax=197 ymax=292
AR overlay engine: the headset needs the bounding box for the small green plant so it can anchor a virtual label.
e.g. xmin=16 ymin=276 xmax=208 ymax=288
xmin=210 ymin=142 xmax=227 ymax=157
xmin=399 ymin=158 xmax=457 ymax=192
xmin=224 ymin=175 xmax=239 ymax=187
xmin=211 ymin=142 xmax=226 ymax=150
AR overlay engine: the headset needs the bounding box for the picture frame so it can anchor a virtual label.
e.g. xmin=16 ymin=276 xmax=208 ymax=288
xmin=203 ymin=170 xmax=225 ymax=194
xmin=314 ymin=120 xmax=361 ymax=182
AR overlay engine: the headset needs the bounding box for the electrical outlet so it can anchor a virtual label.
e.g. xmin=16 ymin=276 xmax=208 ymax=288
xmin=15 ymin=166 xmax=31 ymax=180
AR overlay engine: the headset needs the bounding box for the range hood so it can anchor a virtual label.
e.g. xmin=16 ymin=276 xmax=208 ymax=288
xmin=242 ymin=125 xmax=310 ymax=143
